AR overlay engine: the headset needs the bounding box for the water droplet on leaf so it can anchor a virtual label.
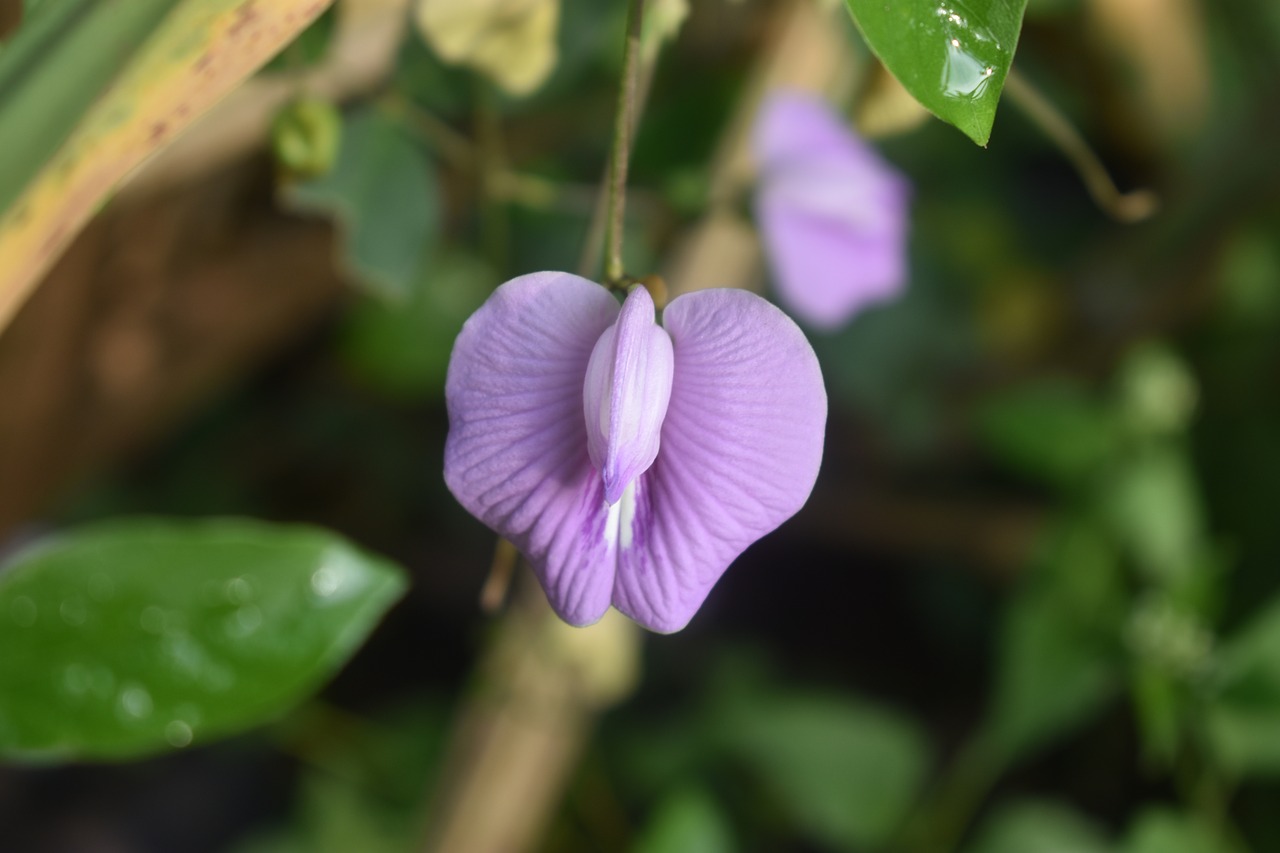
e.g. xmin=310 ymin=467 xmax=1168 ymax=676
xmin=225 ymin=604 xmax=262 ymax=638
xmin=9 ymin=596 xmax=36 ymax=627
xmin=164 ymin=720 xmax=193 ymax=748
xmin=311 ymin=565 xmax=340 ymax=597
xmin=225 ymin=576 xmax=254 ymax=605
xmin=140 ymin=606 xmax=167 ymax=634
xmin=118 ymin=684 xmax=153 ymax=720
xmin=59 ymin=596 xmax=87 ymax=626
xmin=61 ymin=663 xmax=91 ymax=697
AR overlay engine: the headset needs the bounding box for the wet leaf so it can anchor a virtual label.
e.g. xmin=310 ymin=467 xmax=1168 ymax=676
xmin=0 ymin=518 xmax=406 ymax=761
xmin=843 ymin=0 xmax=1028 ymax=145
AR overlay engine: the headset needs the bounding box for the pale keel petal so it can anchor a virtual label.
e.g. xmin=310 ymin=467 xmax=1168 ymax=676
xmin=583 ymin=286 xmax=675 ymax=504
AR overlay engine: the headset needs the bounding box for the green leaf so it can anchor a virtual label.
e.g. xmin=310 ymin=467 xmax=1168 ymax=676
xmin=233 ymin=774 xmax=404 ymax=853
xmin=338 ymin=252 xmax=494 ymax=399
xmin=717 ymin=691 xmax=929 ymax=849
xmin=234 ymin=700 xmax=451 ymax=853
xmin=1103 ymin=443 xmax=1204 ymax=585
xmin=966 ymin=799 xmax=1112 ymax=853
xmin=1129 ymin=662 xmax=1183 ymax=766
xmin=1115 ymin=343 xmax=1199 ymax=437
xmin=843 ymin=0 xmax=1029 ymax=145
xmin=984 ymin=522 xmax=1124 ymax=765
xmin=984 ymin=590 xmax=1118 ymax=763
xmin=975 ymin=380 xmax=1120 ymax=489
xmin=1120 ymin=809 xmax=1237 ymax=853
xmin=1206 ymin=595 xmax=1280 ymax=777
xmin=285 ymin=108 xmax=439 ymax=301
xmin=633 ymin=786 xmax=735 ymax=853
xmin=0 ymin=518 xmax=407 ymax=761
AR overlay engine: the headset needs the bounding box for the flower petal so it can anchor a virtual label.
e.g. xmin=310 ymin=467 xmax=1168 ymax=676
xmin=444 ymin=271 xmax=621 ymax=626
xmin=610 ymin=288 xmax=827 ymax=632
xmin=753 ymin=90 xmax=911 ymax=330
xmin=754 ymin=90 xmax=861 ymax=165
xmin=583 ymin=286 xmax=675 ymax=504
xmin=756 ymin=196 xmax=907 ymax=329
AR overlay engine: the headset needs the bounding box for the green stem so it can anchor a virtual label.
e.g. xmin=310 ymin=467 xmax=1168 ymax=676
xmin=602 ymin=0 xmax=646 ymax=284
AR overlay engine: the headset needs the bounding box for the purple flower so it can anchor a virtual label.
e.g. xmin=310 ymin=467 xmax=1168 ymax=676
xmin=444 ymin=272 xmax=827 ymax=633
xmin=753 ymin=90 xmax=911 ymax=330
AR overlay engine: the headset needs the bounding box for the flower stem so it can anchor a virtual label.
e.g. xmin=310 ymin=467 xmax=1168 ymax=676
xmin=603 ymin=0 xmax=646 ymax=285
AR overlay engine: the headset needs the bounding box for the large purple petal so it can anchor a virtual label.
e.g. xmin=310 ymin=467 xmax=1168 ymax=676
xmin=444 ymin=271 xmax=621 ymax=626
xmin=753 ymin=90 xmax=911 ymax=330
xmin=611 ymin=289 xmax=827 ymax=632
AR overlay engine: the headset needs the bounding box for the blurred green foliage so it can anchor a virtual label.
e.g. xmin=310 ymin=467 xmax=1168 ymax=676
xmin=284 ymin=108 xmax=440 ymax=301
xmin=3 ymin=0 xmax=1280 ymax=850
xmin=0 ymin=519 xmax=406 ymax=761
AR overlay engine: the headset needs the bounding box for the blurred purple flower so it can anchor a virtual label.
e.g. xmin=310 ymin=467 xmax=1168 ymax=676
xmin=753 ymin=90 xmax=911 ymax=330
xmin=444 ymin=272 xmax=827 ymax=633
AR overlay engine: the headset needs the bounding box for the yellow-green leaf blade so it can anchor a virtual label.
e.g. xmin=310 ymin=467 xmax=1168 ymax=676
xmin=0 ymin=0 xmax=335 ymax=334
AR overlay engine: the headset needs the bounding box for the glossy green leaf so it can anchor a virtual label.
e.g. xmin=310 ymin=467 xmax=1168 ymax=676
xmin=0 ymin=518 xmax=407 ymax=761
xmin=843 ymin=0 xmax=1028 ymax=145
xmin=284 ymin=108 xmax=439 ymax=301
xmin=966 ymin=800 xmax=1111 ymax=853
xmin=717 ymin=691 xmax=929 ymax=849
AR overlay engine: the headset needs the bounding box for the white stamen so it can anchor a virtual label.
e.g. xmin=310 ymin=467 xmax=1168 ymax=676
xmin=602 ymin=481 xmax=638 ymax=552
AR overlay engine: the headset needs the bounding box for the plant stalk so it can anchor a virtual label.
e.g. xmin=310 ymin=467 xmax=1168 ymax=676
xmin=602 ymin=0 xmax=646 ymax=284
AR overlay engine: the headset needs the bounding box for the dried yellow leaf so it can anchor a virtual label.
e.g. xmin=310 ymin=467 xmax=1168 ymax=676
xmin=414 ymin=0 xmax=560 ymax=96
